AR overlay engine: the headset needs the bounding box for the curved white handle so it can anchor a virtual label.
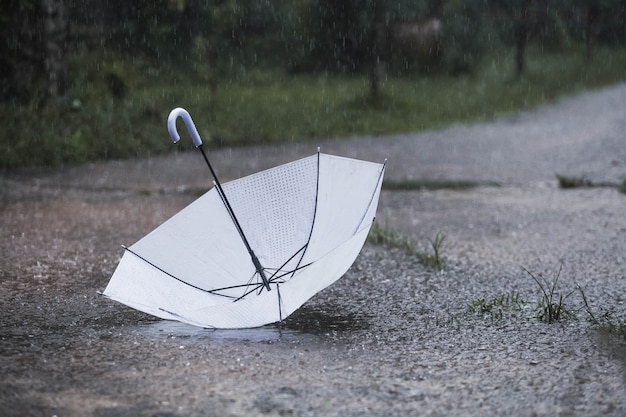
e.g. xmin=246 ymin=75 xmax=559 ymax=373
xmin=167 ymin=107 xmax=203 ymax=147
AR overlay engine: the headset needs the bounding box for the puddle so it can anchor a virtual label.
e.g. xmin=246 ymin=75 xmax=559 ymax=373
xmin=282 ymin=305 xmax=371 ymax=335
xmin=131 ymin=320 xmax=309 ymax=343
xmin=129 ymin=305 xmax=371 ymax=342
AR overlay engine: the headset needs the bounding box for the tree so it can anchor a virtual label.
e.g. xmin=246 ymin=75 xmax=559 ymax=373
xmin=41 ymin=0 xmax=68 ymax=97
xmin=0 ymin=0 xmax=68 ymax=100
xmin=488 ymin=0 xmax=533 ymax=75
xmin=585 ymin=0 xmax=600 ymax=59
xmin=369 ymin=0 xmax=387 ymax=99
xmin=515 ymin=0 xmax=532 ymax=74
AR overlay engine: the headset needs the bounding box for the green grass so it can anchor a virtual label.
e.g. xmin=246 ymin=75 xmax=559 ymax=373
xmin=368 ymin=222 xmax=446 ymax=270
xmin=467 ymin=293 xmax=526 ymax=320
xmin=447 ymin=266 xmax=626 ymax=340
xmin=578 ymin=284 xmax=626 ymax=340
xmin=556 ymin=174 xmax=595 ymax=189
xmin=383 ymin=178 xmax=499 ymax=191
xmin=556 ymin=174 xmax=625 ymax=191
xmin=556 ymin=175 xmax=626 ymax=196
xmin=2 ymin=44 xmax=625 ymax=169
xmin=524 ymin=265 xmax=578 ymax=323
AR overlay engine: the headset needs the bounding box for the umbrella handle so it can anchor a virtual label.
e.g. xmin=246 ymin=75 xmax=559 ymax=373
xmin=167 ymin=108 xmax=203 ymax=148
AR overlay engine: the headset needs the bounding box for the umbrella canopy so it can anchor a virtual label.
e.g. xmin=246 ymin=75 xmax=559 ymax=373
xmin=103 ymin=110 xmax=386 ymax=329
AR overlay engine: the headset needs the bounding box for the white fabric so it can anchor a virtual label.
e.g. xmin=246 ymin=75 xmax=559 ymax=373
xmin=103 ymin=152 xmax=385 ymax=328
xmin=221 ymin=155 xmax=318 ymax=273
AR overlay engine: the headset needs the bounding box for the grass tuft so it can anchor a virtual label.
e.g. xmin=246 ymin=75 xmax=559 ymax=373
xmin=524 ymin=265 xmax=577 ymax=323
xmin=368 ymin=222 xmax=446 ymax=270
xmin=423 ymin=232 xmax=446 ymax=271
xmin=383 ymin=178 xmax=499 ymax=191
xmin=467 ymin=293 xmax=526 ymax=320
xmin=556 ymin=174 xmax=624 ymax=191
xmin=460 ymin=268 xmax=624 ymax=340
xmin=578 ymin=284 xmax=626 ymax=340
xmin=556 ymin=174 xmax=594 ymax=189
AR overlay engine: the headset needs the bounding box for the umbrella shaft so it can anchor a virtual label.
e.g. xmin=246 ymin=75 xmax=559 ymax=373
xmin=251 ymin=253 xmax=271 ymax=291
xmin=198 ymin=145 xmax=271 ymax=292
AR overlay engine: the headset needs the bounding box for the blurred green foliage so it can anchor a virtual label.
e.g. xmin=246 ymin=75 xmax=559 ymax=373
xmin=2 ymin=44 xmax=625 ymax=170
xmin=1 ymin=0 xmax=625 ymax=169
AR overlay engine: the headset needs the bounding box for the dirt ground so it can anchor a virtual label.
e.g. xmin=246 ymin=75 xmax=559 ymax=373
xmin=1 ymin=83 xmax=625 ymax=417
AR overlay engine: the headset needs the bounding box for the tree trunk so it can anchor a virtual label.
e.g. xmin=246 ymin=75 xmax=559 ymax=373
xmin=41 ymin=0 xmax=68 ymax=97
xmin=585 ymin=1 xmax=600 ymax=60
xmin=515 ymin=0 xmax=531 ymax=75
xmin=622 ymin=0 xmax=626 ymax=45
xmin=0 ymin=0 xmax=68 ymax=100
xmin=369 ymin=0 xmax=386 ymax=100
xmin=1 ymin=3 xmax=40 ymax=99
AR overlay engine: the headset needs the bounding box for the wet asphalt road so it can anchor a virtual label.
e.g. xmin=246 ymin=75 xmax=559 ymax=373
xmin=1 ymin=83 xmax=625 ymax=416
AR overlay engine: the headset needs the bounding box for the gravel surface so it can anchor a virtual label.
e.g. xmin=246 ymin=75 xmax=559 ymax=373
xmin=1 ymin=83 xmax=625 ymax=417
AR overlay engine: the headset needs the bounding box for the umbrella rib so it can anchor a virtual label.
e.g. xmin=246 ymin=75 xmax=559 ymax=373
xmin=277 ymin=283 xmax=284 ymax=323
xmin=282 ymin=149 xmax=321 ymax=281
xmin=266 ymin=244 xmax=308 ymax=280
xmin=268 ymin=262 xmax=313 ymax=283
xmin=232 ymin=259 xmax=314 ymax=303
xmin=232 ymin=263 xmax=308 ymax=302
xmin=123 ymin=246 xmax=237 ymax=299
xmin=353 ymin=159 xmax=387 ymax=235
xmin=234 ymin=282 xmax=265 ymax=302
xmin=126 ymin=242 xmax=314 ymax=304
xmin=158 ymin=307 xmax=214 ymax=328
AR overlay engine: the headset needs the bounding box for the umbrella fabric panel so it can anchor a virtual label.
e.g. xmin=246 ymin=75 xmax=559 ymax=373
xmin=220 ymin=154 xmax=318 ymax=273
xmin=103 ymin=251 xmax=281 ymax=328
xmin=272 ymin=226 xmax=373 ymax=321
xmin=103 ymin=251 xmax=193 ymax=321
xmin=105 ymin=249 xmax=287 ymax=328
xmin=301 ymin=154 xmax=385 ymax=266
xmin=124 ymin=189 xmax=257 ymax=297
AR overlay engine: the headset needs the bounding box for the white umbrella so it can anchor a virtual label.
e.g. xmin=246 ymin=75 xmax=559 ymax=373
xmin=103 ymin=108 xmax=386 ymax=328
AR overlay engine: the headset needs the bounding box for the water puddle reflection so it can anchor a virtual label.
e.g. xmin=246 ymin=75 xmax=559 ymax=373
xmin=131 ymin=320 xmax=309 ymax=343
xmin=282 ymin=306 xmax=371 ymax=335
xmin=130 ymin=306 xmax=370 ymax=342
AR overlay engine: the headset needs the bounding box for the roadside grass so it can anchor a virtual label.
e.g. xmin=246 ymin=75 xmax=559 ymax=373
xmin=594 ymin=316 xmax=626 ymax=340
xmin=366 ymin=222 xmax=625 ymax=336
xmin=2 ymin=44 xmax=626 ymax=169
xmin=383 ymin=178 xmax=499 ymax=191
xmin=556 ymin=174 xmax=595 ymax=189
xmin=368 ymin=222 xmax=446 ymax=270
xmin=578 ymin=284 xmax=626 ymax=340
xmin=464 ymin=265 xmax=626 ymax=340
xmin=467 ymin=293 xmax=526 ymax=321
xmin=366 ymin=218 xmax=624 ymax=336
xmin=556 ymin=174 xmax=625 ymax=193
xmin=523 ymin=265 xmax=578 ymax=323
